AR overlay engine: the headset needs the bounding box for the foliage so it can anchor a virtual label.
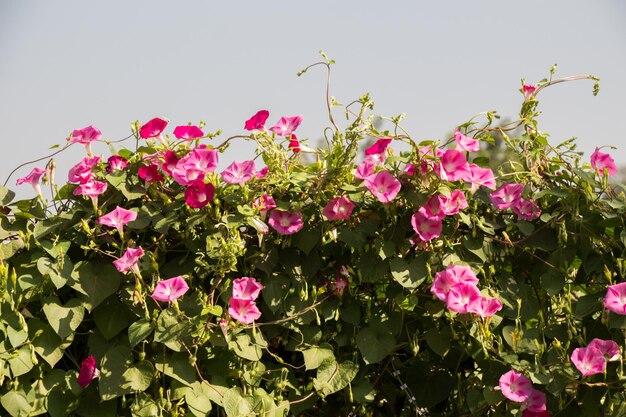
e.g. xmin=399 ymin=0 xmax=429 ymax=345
xmin=0 ymin=57 xmax=625 ymax=417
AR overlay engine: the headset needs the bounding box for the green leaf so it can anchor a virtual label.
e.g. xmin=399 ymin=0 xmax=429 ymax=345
xmin=302 ymin=344 xmax=335 ymax=370
xmin=154 ymin=352 xmax=197 ymax=386
xmin=0 ymin=237 xmax=24 ymax=260
xmin=93 ymin=296 xmax=136 ymax=341
xmin=185 ymin=382 xmax=213 ymax=417
xmin=223 ymin=387 xmax=253 ymax=417
xmin=229 ymin=333 xmax=262 ymax=362
xmin=293 ymin=225 xmax=321 ymax=255
xmin=0 ymin=390 xmax=32 ymax=417
xmin=356 ymin=327 xmax=395 ymax=364
xmin=130 ymin=393 xmax=160 ymax=417
xmin=47 ymin=388 xmax=80 ymax=417
xmin=0 ymin=185 xmax=15 ymax=205
xmin=154 ymin=308 xmax=192 ymax=352
xmin=122 ymin=360 xmax=154 ymax=393
xmin=7 ymin=345 xmax=34 ymax=377
xmin=120 ymin=183 xmax=145 ymax=200
xmin=540 ymin=271 xmax=565 ymax=296
xmin=99 ymin=345 xmax=133 ymax=401
xmin=574 ymin=294 xmax=601 ymax=319
xmin=37 ymin=256 xmax=72 ymax=289
xmin=389 ymin=256 xmax=428 ymax=289
xmin=29 ymin=319 xmax=66 ymax=367
xmin=128 ymin=319 xmax=153 ymax=348
xmin=262 ymin=275 xmax=290 ymax=313
xmin=69 ymin=261 xmax=121 ymax=312
xmin=43 ymin=297 xmax=85 ymax=339
xmin=425 ymin=328 xmax=452 ymax=357
xmin=313 ymin=360 xmax=358 ymax=397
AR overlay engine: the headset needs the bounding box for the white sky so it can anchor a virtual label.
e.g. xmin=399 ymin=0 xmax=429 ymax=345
xmin=1 ymin=1 xmax=625 ymax=198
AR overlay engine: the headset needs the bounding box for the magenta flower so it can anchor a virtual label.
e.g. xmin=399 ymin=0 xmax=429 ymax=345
xmin=173 ymin=125 xmax=204 ymax=141
xmin=232 ymin=277 xmax=264 ymax=301
xmin=244 ymin=110 xmax=270 ymax=131
xmin=70 ymin=125 xmax=102 ymax=155
xmin=588 ymin=338 xmax=621 ymax=361
xmin=228 ymin=298 xmax=262 ymax=324
xmin=466 ymin=164 xmax=496 ymax=192
xmin=113 ymin=246 xmax=144 ymax=274
xmin=603 ymin=282 xmax=626 ymax=315
xmin=98 ymin=206 xmax=137 ymax=235
xmin=590 ymin=147 xmax=617 ymax=176
xmin=140 ymin=117 xmax=168 ymax=139
xmin=16 ymin=167 xmax=48 ymax=196
xmin=221 ymin=160 xmax=256 ymax=185
xmin=77 ymin=356 xmax=100 ymax=388
xmin=268 ymin=210 xmax=303 ymax=235
xmin=365 ymin=138 xmax=392 ymax=156
xmin=68 ymin=160 xmax=93 ymax=184
xmin=73 ymin=180 xmax=108 ymax=198
xmin=364 ymin=171 xmax=401 ymax=203
xmin=161 ymin=150 xmax=179 ymax=176
xmin=571 ymin=346 xmax=606 ymax=376
xmin=256 ymin=166 xmax=269 ymax=179
xmin=454 ymin=130 xmax=480 ymax=152
xmin=439 ymin=190 xmax=468 ymax=216
xmin=512 ymin=198 xmax=541 ymax=221
xmin=172 ymin=148 xmax=219 ymax=186
xmin=421 ymin=196 xmax=445 ymax=221
xmin=355 ymin=158 xmax=376 ymax=180
xmin=524 ymin=389 xmax=547 ymax=413
xmin=490 ymin=183 xmax=524 ymax=210
xmin=106 ymin=155 xmax=128 ymax=173
xmin=322 ymin=196 xmax=356 ymax=221
xmin=151 ymin=276 xmax=189 ymax=303
xmin=269 ymin=115 xmax=303 ymax=137
xmin=467 ymin=296 xmax=503 ymax=318
xmin=498 ymin=370 xmax=533 ymax=402
xmin=411 ymin=210 xmax=442 ymax=242
xmin=431 ymin=265 xmax=479 ymax=301
xmin=438 ymin=149 xmax=471 ymax=182
xmin=185 ymin=181 xmax=215 ymax=209
xmin=523 ymin=84 xmax=537 ymax=101
xmin=446 ymin=282 xmax=482 ymax=314
xmin=138 ymin=164 xmax=164 ymax=184
xmin=253 ymin=194 xmax=276 ymax=214
xmin=288 ymin=134 xmax=301 ymax=153
xmin=522 ymin=411 xmax=551 ymax=417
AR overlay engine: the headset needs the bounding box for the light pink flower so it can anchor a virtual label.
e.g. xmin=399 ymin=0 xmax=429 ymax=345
xmin=523 ymin=84 xmax=537 ymax=101
xmin=268 ymin=210 xmax=303 ymax=235
xmin=524 ymin=389 xmax=547 ymax=413
xmin=173 ymin=125 xmax=204 ymax=141
xmin=70 ymin=125 xmax=102 ymax=155
xmin=411 ymin=210 xmax=442 ymax=242
xmin=322 ymin=196 xmax=356 ymax=221
xmin=185 ymin=181 xmax=215 ymax=209
xmin=446 ymin=282 xmax=482 ymax=314
xmin=590 ymin=148 xmax=617 ymax=176
xmin=221 ymin=160 xmax=256 ymax=185
xmin=439 ymin=190 xmax=468 ymax=216
xmin=431 ymin=265 xmax=478 ymax=301
xmin=269 ymin=116 xmax=303 ymax=137
xmin=244 ymin=110 xmax=270 ymax=131
xmin=364 ymin=171 xmax=401 ymax=203
xmin=138 ymin=164 xmax=164 ymax=183
xmin=588 ymin=338 xmax=621 ymax=361
xmin=73 ymin=180 xmax=108 ymax=198
xmin=253 ymin=194 xmax=276 ymax=214
xmin=604 ymin=282 xmax=626 ymax=315
xmin=98 ymin=206 xmax=137 ymax=235
xmin=512 ymin=198 xmax=541 ymax=221
xmin=498 ymin=370 xmax=533 ymax=403
xmin=77 ymin=356 xmax=100 ymax=388
xmin=467 ymin=296 xmax=503 ymax=318
xmin=232 ymin=277 xmax=264 ymax=301
xmin=490 ymin=183 xmax=524 ymax=210
xmin=106 ymin=155 xmax=128 ymax=173
xmin=571 ymin=346 xmax=606 ymax=376
xmin=438 ymin=149 xmax=471 ymax=182
xmin=113 ymin=246 xmax=144 ymax=274
xmin=365 ymin=138 xmax=392 ymax=156
xmin=172 ymin=148 xmax=219 ymax=186
xmin=16 ymin=167 xmax=47 ymax=196
xmin=355 ymin=158 xmax=376 ymax=180
xmin=228 ymin=298 xmax=262 ymax=324
xmin=256 ymin=167 xmax=269 ymax=179
xmin=421 ymin=196 xmax=445 ymax=221
xmin=466 ymin=164 xmax=496 ymax=192
xmin=140 ymin=118 xmax=168 ymax=139
xmin=161 ymin=150 xmax=179 ymax=176
xmin=454 ymin=130 xmax=480 ymax=152
xmin=151 ymin=276 xmax=189 ymax=303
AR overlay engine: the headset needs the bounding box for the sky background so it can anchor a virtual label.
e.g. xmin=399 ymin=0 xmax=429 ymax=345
xmin=1 ymin=1 xmax=625 ymax=198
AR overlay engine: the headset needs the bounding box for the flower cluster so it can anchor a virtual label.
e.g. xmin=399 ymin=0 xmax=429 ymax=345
xmin=570 ymin=338 xmax=621 ymax=376
xmin=228 ymin=277 xmax=263 ymax=324
xmin=490 ymin=183 xmax=541 ymax=221
xmin=499 ymin=370 xmax=549 ymax=415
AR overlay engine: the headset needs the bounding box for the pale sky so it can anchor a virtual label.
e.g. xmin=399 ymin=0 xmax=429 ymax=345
xmin=1 ymin=1 xmax=625 ymax=198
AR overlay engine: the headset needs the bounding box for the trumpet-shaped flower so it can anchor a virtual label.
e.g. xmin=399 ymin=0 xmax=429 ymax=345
xmin=232 ymin=277 xmax=264 ymax=301
xmin=603 ymin=282 xmax=626 ymax=315
xmin=571 ymin=346 xmax=606 ymax=376
xmin=106 ymin=155 xmax=128 ymax=173
xmin=70 ymin=125 xmax=102 ymax=155
xmin=173 ymin=125 xmax=204 ymax=141
xmin=322 ymin=196 xmax=356 ymax=221
xmin=77 ymin=356 xmax=100 ymax=388
xmin=466 ymin=164 xmax=496 ymax=192
xmin=439 ymin=149 xmax=471 ymax=182
xmin=446 ymin=282 xmax=481 ymax=314
xmin=288 ymin=134 xmax=301 ymax=153
xmin=512 ymin=198 xmax=541 ymax=220
xmin=439 ymin=190 xmax=468 ymax=216
xmin=113 ymin=246 xmax=143 ymax=274
xmin=467 ymin=296 xmax=503 ymax=318
xmin=98 ymin=206 xmax=137 ymax=234
xmin=365 ymin=138 xmax=392 ymax=156
xmin=244 ymin=110 xmax=269 ymax=131
xmin=590 ymin=147 xmax=617 ymax=176
xmin=161 ymin=150 xmax=179 ymax=176
xmin=355 ymin=158 xmax=376 ymax=180
xmin=430 ymin=265 xmax=479 ymax=301
xmin=588 ymin=338 xmax=620 ymax=361
xmin=221 ymin=160 xmax=256 ymax=184
xmin=454 ymin=130 xmax=480 ymax=152
xmin=138 ymin=164 xmax=164 ymax=183
xmin=253 ymin=194 xmax=276 ymax=214
xmin=256 ymin=166 xmax=269 ymax=179
xmin=499 ymin=370 xmax=533 ymax=402
xmin=269 ymin=115 xmax=303 ymax=137
xmin=268 ymin=210 xmax=303 ymax=235
xmin=523 ymin=84 xmax=537 ymax=101
xmin=364 ymin=171 xmax=401 ymax=203
xmin=228 ymin=298 xmax=262 ymax=324
xmin=151 ymin=276 xmax=189 ymax=303
xmin=16 ymin=167 xmax=48 ymax=196
xmin=140 ymin=118 xmax=168 ymax=139
xmin=185 ymin=181 xmax=215 ymax=209
xmin=524 ymin=389 xmax=547 ymax=413
xmin=490 ymin=183 xmax=524 ymax=210
xmin=421 ymin=196 xmax=445 ymax=221
xmin=68 ymin=160 xmax=93 ymax=184
xmin=411 ymin=210 xmax=442 ymax=242
xmin=73 ymin=180 xmax=107 ymax=198
xmin=172 ymin=148 xmax=219 ymax=185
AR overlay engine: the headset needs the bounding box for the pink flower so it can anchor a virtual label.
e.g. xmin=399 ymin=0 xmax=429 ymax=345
xmin=232 ymin=277 xmax=264 ymax=301
xmin=355 ymin=158 xmax=376 ymax=180
xmin=430 ymin=265 xmax=479 ymax=301
xmin=161 ymin=150 xmax=179 ymax=176
xmin=490 ymin=183 xmax=524 ymax=210
xmin=113 ymin=246 xmax=144 ymax=274
xmin=288 ymin=134 xmax=301 ymax=153
xmin=151 ymin=276 xmax=189 ymax=303
xmin=269 ymin=116 xmax=303 ymax=137
xmin=138 ymin=164 xmax=164 ymax=184
xmin=498 ymin=370 xmax=533 ymax=403
xmin=256 ymin=167 xmax=269 ymax=179
xmin=68 ymin=160 xmax=93 ymax=184
xmin=77 ymin=356 xmax=100 ymax=388
xmin=590 ymin=147 xmax=617 ymax=176
xmin=140 ymin=118 xmax=168 ymax=139
xmin=571 ymin=346 xmax=606 ymax=376
xmin=106 ymin=155 xmax=128 ymax=173
xmin=268 ymin=210 xmax=303 ymax=235
xmin=446 ymin=282 xmax=482 ymax=314
xmin=524 ymin=389 xmax=547 ymax=413
xmin=604 ymin=282 xmax=626 ymax=315
xmin=411 ymin=210 xmax=442 ymax=242
xmin=98 ymin=206 xmax=137 ymax=235
xmin=322 ymin=196 xmax=356 ymax=221
xmin=467 ymin=296 xmax=503 ymax=318
xmin=244 ymin=110 xmax=270 ymax=131
xmin=438 ymin=149 xmax=471 ymax=182
xmin=172 ymin=148 xmax=219 ymax=186
xmin=454 ymin=130 xmax=480 ymax=152
xmin=248 ymin=217 xmax=269 ymax=234
xmin=512 ymin=198 xmax=541 ymax=221
xmin=439 ymin=190 xmax=468 ymax=216
xmin=364 ymin=171 xmax=401 ymax=203
xmin=466 ymin=164 xmax=496 ymax=192
xmin=253 ymin=194 xmax=276 ymax=214
xmin=70 ymin=125 xmax=102 ymax=155
xmin=185 ymin=181 xmax=215 ymax=209
xmin=421 ymin=197 xmax=445 ymax=221
xmin=588 ymin=338 xmax=621 ymax=361
xmin=365 ymin=138 xmax=392 ymax=156
xmin=221 ymin=160 xmax=256 ymax=185
xmin=228 ymin=298 xmax=262 ymax=324
xmin=73 ymin=180 xmax=108 ymax=198
xmin=523 ymin=84 xmax=537 ymax=101
xmin=16 ymin=167 xmax=47 ymax=196
xmin=522 ymin=411 xmax=551 ymax=417
xmin=173 ymin=125 xmax=204 ymax=141
xmin=329 ymin=276 xmax=349 ymax=296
